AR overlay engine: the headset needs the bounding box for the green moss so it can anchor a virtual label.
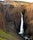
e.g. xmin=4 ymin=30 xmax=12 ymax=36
xmin=0 ymin=38 xmax=6 ymax=40
xmin=0 ymin=29 xmax=19 ymax=40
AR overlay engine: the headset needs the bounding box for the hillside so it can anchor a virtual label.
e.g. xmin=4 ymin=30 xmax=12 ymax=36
xmin=0 ymin=29 xmax=24 ymax=40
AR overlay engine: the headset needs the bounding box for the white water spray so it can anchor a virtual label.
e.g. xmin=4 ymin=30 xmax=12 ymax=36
xmin=19 ymin=13 xmax=24 ymax=34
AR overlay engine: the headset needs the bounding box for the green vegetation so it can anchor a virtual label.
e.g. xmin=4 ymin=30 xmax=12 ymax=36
xmin=0 ymin=29 xmax=21 ymax=40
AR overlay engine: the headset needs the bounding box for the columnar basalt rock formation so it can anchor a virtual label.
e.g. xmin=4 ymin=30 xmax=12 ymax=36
xmin=0 ymin=4 xmax=6 ymax=32
xmin=0 ymin=2 xmax=33 ymax=40
xmin=23 ymin=5 xmax=33 ymax=39
xmin=0 ymin=3 xmax=24 ymax=40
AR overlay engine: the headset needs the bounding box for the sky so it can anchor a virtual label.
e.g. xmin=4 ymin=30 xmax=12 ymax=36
xmin=19 ymin=0 xmax=33 ymax=3
xmin=0 ymin=0 xmax=4 ymax=1
xmin=0 ymin=0 xmax=33 ymax=3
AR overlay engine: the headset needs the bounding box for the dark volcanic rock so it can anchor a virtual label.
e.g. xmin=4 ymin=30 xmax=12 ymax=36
xmin=2 ymin=5 xmax=21 ymax=33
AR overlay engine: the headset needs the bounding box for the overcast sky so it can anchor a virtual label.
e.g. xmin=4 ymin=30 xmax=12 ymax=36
xmin=17 ymin=0 xmax=33 ymax=3
xmin=0 ymin=0 xmax=33 ymax=3
xmin=21 ymin=0 xmax=33 ymax=3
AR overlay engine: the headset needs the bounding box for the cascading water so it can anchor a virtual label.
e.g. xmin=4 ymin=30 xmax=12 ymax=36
xmin=18 ymin=13 xmax=30 ymax=40
xmin=19 ymin=13 xmax=24 ymax=34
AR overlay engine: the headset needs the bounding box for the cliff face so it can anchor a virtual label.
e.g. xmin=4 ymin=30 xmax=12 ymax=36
xmin=0 ymin=4 xmax=6 ymax=31
xmin=0 ymin=3 xmax=24 ymax=33
xmin=0 ymin=1 xmax=33 ymax=40
xmin=0 ymin=3 xmax=24 ymax=40
xmin=24 ymin=5 xmax=33 ymax=36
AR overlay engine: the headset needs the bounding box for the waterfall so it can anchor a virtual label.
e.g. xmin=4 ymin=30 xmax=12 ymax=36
xmin=19 ymin=13 xmax=24 ymax=34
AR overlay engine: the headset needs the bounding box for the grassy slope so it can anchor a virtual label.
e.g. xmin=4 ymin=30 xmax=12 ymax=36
xmin=0 ymin=29 xmax=23 ymax=40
